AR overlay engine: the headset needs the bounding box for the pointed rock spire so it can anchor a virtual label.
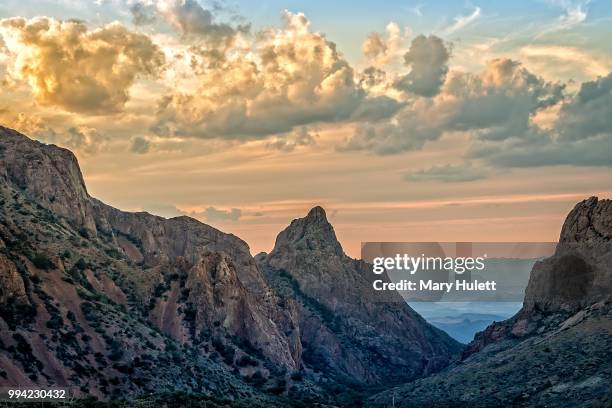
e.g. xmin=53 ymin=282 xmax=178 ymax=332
xmin=271 ymin=206 xmax=343 ymax=257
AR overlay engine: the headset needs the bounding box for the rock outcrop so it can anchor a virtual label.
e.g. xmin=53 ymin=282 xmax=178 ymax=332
xmin=0 ymin=126 xmax=461 ymax=405
xmin=0 ymin=126 xmax=305 ymax=403
xmin=0 ymin=254 xmax=27 ymax=305
xmin=524 ymin=197 xmax=612 ymax=312
xmin=0 ymin=126 xmax=97 ymax=232
xmin=260 ymin=206 xmax=462 ymax=386
xmin=369 ymin=197 xmax=612 ymax=408
xmin=465 ymin=197 xmax=612 ymax=356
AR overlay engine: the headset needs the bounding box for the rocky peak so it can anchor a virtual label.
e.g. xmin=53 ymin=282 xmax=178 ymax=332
xmin=261 ymin=207 xmax=462 ymax=386
xmin=559 ymin=196 xmax=612 ymax=243
xmin=0 ymin=126 xmax=97 ymax=232
xmin=523 ymin=196 xmax=612 ymax=312
xmin=464 ymin=196 xmax=612 ymax=357
xmin=271 ymin=206 xmax=343 ymax=257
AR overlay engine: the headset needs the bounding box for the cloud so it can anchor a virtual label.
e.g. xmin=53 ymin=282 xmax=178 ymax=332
xmin=340 ymin=58 xmax=564 ymax=154
xmin=445 ymin=7 xmax=482 ymax=35
xmin=362 ymin=31 xmax=387 ymax=60
xmin=394 ymin=35 xmax=450 ymax=97
xmin=361 ymin=22 xmax=410 ymax=68
xmin=470 ymin=133 xmax=612 ymax=168
xmin=130 ymin=136 xmax=151 ymax=154
xmin=469 ymin=72 xmax=612 ymax=168
xmin=0 ymin=112 xmax=107 ymax=154
xmin=555 ymin=72 xmax=612 ymax=141
xmin=536 ymin=1 xmax=590 ymax=37
xmin=130 ymin=1 xmax=157 ymax=26
xmin=65 ymin=126 xmax=108 ymax=154
xmin=337 ymin=100 xmax=443 ymax=154
xmin=0 ymin=17 xmax=165 ymax=114
xmin=404 ymin=162 xmax=488 ymax=183
xmin=200 ymin=206 xmax=242 ymax=222
xmin=152 ymin=11 xmax=397 ymax=140
xmin=143 ymin=204 xmax=184 ymax=218
xmin=266 ymin=127 xmax=317 ymax=152
xmin=442 ymin=59 xmax=565 ymax=140
xmin=0 ymin=112 xmax=60 ymax=142
xmin=519 ymin=45 xmax=611 ymax=79
xmin=548 ymin=0 xmax=589 ymax=32
xmin=131 ymin=0 xmax=243 ymax=45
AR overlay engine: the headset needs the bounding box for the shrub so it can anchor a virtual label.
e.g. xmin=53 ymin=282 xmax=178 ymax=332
xmin=74 ymin=258 xmax=88 ymax=271
xmin=236 ymin=355 xmax=258 ymax=367
xmin=32 ymin=253 xmax=54 ymax=270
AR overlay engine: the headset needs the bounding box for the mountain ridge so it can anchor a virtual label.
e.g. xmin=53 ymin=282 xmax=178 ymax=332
xmin=370 ymin=196 xmax=612 ymax=407
xmin=0 ymin=125 xmax=460 ymax=405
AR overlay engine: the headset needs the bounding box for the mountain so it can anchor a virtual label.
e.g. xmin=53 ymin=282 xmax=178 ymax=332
xmin=0 ymin=126 xmax=300 ymax=405
xmin=0 ymin=126 xmax=460 ymax=406
xmin=258 ymin=206 xmax=461 ymax=389
xmin=425 ymin=313 xmax=508 ymax=344
xmin=370 ymin=197 xmax=612 ymax=407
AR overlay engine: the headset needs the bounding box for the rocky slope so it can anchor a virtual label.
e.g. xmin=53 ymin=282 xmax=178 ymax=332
xmin=370 ymin=197 xmax=612 ymax=407
xmin=259 ymin=206 xmax=461 ymax=388
xmin=0 ymin=125 xmax=460 ymax=405
xmin=0 ymin=126 xmax=301 ymax=404
xmin=463 ymin=197 xmax=612 ymax=357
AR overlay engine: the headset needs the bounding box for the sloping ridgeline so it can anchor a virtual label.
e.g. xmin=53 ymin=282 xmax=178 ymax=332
xmin=0 ymin=126 xmax=461 ymax=407
xmin=370 ymin=197 xmax=612 ymax=408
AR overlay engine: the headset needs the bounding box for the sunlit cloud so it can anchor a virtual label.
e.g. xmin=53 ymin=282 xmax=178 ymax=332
xmin=0 ymin=17 xmax=165 ymax=114
xmin=0 ymin=1 xmax=610 ymax=256
xmin=538 ymin=0 xmax=590 ymax=36
xmin=519 ymin=44 xmax=611 ymax=79
xmin=444 ymin=6 xmax=482 ymax=35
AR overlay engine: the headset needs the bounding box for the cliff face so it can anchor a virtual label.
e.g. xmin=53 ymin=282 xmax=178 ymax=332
xmin=370 ymin=197 xmax=612 ymax=408
xmin=0 ymin=126 xmax=461 ymax=404
xmin=0 ymin=127 xmax=97 ymax=232
xmin=260 ymin=206 xmax=462 ymax=386
xmin=464 ymin=197 xmax=612 ymax=356
xmin=0 ymin=126 xmax=303 ymax=402
xmin=523 ymin=197 xmax=612 ymax=312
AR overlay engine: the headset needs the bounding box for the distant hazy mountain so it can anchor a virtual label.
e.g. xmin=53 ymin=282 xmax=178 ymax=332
xmin=426 ymin=313 xmax=507 ymax=343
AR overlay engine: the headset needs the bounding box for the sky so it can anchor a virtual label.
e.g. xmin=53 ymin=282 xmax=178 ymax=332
xmin=1 ymin=0 xmax=611 ymax=257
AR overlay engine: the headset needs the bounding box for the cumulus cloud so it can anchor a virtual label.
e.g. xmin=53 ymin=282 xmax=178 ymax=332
xmin=341 ymin=58 xmax=564 ymax=154
xmin=338 ymin=100 xmax=443 ymax=154
xmin=359 ymin=66 xmax=387 ymax=88
xmin=362 ymin=32 xmax=387 ymax=60
xmin=152 ymin=11 xmax=398 ymax=140
xmin=442 ymin=59 xmax=565 ymax=140
xmin=64 ymin=126 xmax=109 ymax=154
xmin=394 ymin=35 xmax=450 ymax=97
xmin=266 ymin=127 xmax=317 ymax=152
xmin=361 ymin=22 xmax=409 ymax=67
xmin=404 ymin=162 xmax=487 ymax=183
xmin=555 ymin=72 xmax=612 ymax=141
xmin=130 ymin=2 xmax=158 ymax=26
xmin=1 ymin=112 xmax=60 ymax=142
xmin=201 ymin=206 xmax=242 ymax=222
xmin=0 ymin=17 xmax=165 ymax=114
xmin=470 ymin=71 xmax=612 ymax=168
xmin=0 ymin=112 xmax=107 ymax=154
xmin=130 ymin=136 xmax=151 ymax=154
xmin=131 ymin=0 xmax=244 ymax=45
